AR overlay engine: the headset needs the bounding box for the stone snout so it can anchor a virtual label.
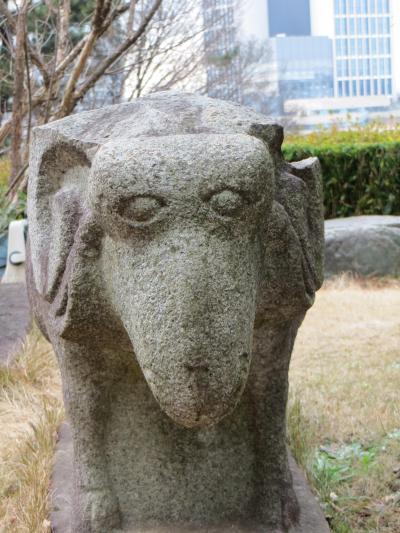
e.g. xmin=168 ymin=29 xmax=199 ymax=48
xmin=89 ymin=134 xmax=274 ymax=429
xmin=102 ymin=230 xmax=259 ymax=429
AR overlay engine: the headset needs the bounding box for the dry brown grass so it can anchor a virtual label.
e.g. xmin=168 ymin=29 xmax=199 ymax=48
xmin=289 ymin=275 xmax=400 ymax=533
xmin=0 ymin=327 xmax=63 ymax=533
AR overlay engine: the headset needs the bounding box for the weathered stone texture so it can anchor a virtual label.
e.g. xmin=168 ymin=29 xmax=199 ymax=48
xmin=52 ymin=424 xmax=330 ymax=533
xmin=325 ymin=215 xmax=400 ymax=278
xmin=27 ymin=92 xmax=326 ymax=532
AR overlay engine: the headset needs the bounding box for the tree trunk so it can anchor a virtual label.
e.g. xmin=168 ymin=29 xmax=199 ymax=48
xmin=58 ymin=0 xmax=71 ymax=62
xmin=10 ymin=2 xmax=27 ymax=183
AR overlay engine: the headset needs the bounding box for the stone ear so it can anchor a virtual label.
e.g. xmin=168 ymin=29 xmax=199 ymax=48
xmin=28 ymin=141 xmax=91 ymax=303
xmin=276 ymin=157 xmax=325 ymax=294
xmin=248 ymin=123 xmax=284 ymax=161
xmin=288 ymin=157 xmax=325 ymax=289
xmin=258 ymin=156 xmax=324 ymax=319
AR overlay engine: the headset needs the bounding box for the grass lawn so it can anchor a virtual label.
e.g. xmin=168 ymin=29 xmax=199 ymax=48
xmin=0 ymin=279 xmax=399 ymax=532
xmin=289 ymin=277 xmax=400 ymax=533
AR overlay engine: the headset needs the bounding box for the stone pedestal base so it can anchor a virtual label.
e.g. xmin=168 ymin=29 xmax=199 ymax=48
xmin=51 ymin=423 xmax=330 ymax=533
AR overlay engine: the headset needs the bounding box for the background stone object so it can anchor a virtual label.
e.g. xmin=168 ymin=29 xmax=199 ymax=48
xmin=26 ymin=92 xmax=326 ymax=532
xmin=325 ymin=216 xmax=400 ymax=278
xmin=2 ymin=219 xmax=28 ymax=284
xmin=0 ymin=283 xmax=30 ymax=365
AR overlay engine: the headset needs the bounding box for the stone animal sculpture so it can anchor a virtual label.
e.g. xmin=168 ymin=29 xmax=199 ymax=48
xmin=27 ymin=92 xmax=324 ymax=533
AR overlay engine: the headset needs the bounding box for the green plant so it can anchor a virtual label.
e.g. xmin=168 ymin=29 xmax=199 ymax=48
xmin=287 ymin=396 xmax=318 ymax=471
xmin=0 ymin=157 xmax=26 ymax=236
xmin=285 ymin=120 xmax=400 ymax=146
xmin=0 ymin=188 xmax=27 ymax=235
xmin=312 ymin=443 xmax=378 ymax=493
xmin=0 ymin=157 xmax=10 ymax=187
xmin=283 ymin=122 xmax=400 ymax=218
xmin=287 ymin=398 xmax=392 ymax=533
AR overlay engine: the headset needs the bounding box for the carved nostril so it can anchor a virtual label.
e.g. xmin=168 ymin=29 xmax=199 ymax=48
xmin=241 ymin=352 xmax=249 ymax=360
xmin=184 ymin=363 xmax=209 ymax=373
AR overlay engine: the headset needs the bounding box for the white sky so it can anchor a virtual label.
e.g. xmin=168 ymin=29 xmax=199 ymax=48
xmin=239 ymin=0 xmax=269 ymax=41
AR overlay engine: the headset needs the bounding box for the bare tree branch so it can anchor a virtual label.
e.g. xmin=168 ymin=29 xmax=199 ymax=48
xmin=53 ymin=33 xmax=97 ymax=118
xmin=0 ymin=120 xmax=12 ymax=147
xmin=127 ymin=0 xmax=137 ymax=34
xmin=0 ymin=0 xmax=51 ymax=86
xmin=54 ymin=36 xmax=88 ymax=78
xmin=5 ymin=161 xmax=28 ymax=197
xmin=72 ymin=0 xmax=162 ymax=108
xmin=92 ymin=0 xmax=112 ymax=30
xmin=0 ymin=1 xmax=14 ymax=28
xmin=58 ymin=0 xmax=71 ymax=62
xmin=52 ymin=0 xmax=130 ymax=82
xmin=0 ymin=0 xmax=214 ymax=179
xmin=120 ymin=0 xmax=211 ymax=99
xmin=10 ymin=0 xmax=28 ymax=182
xmin=54 ymin=0 xmax=113 ymax=119
xmin=23 ymin=30 xmax=32 ymax=147
xmin=53 ymin=0 xmax=132 ymax=119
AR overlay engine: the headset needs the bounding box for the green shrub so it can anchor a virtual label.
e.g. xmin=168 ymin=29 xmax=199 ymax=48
xmin=283 ymin=140 xmax=400 ymax=219
xmin=0 ymin=157 xmax=10 ymax=187
xmin=0 ymin=188 xmax=27 ymax=235
xmin=285 ymin=120 xmax=400 ymax=146
xmin=0 ymin=158 xmax=27 ymax=235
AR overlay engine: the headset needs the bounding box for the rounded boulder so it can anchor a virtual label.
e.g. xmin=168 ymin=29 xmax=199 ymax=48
xmin=325 ymin=215 xmax=400 ymax=278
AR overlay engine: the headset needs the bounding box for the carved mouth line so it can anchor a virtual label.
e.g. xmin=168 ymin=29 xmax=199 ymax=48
xmin=184 ymin=362 xmax=210 ymax=373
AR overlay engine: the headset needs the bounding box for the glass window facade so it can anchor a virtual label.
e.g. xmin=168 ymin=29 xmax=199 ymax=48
xmin=274 ymin=36 xmax=334 ymax=101
xmin=202 ymin=0 xmax=241 ymax=102
xmin=333 ymin=0 xmax=393 ymax=97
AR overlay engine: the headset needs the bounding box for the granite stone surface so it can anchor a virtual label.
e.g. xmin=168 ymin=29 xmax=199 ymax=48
xmin=27 ymin=91 xmax=326 ymax=532
xmin=325 ymin=215 xmax=400 ymax=278
xmin=51 ymin=423 xmax=330 ymax=533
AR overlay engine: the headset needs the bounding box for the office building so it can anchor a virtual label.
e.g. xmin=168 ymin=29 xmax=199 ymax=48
xmin=333 ymin=0 xmax=393 ymax=98
xmin=310 ymin=0 xmax=399 ymax=98
xmin=272 ymin=36 xmax=334 ymax=102
xmin=268 ymin=0 xmax=311 ymax=37
xmin=202 ymin=0 xmax=242 ymax=102
xmin=281 ymin=0 xmax=400 ymax=127
xmin=211 ymin=0 xmax=400 ymax=125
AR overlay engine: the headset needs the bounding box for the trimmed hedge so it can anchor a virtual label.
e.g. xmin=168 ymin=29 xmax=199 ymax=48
xmin=283 ymin=141 xmax=400 ymax=219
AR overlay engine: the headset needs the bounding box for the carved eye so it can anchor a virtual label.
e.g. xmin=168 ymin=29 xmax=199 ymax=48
xmin=209 ymin=190 xmax=244 ymax=217
xmin=119 ymin=195 xmax=164 ymax=223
